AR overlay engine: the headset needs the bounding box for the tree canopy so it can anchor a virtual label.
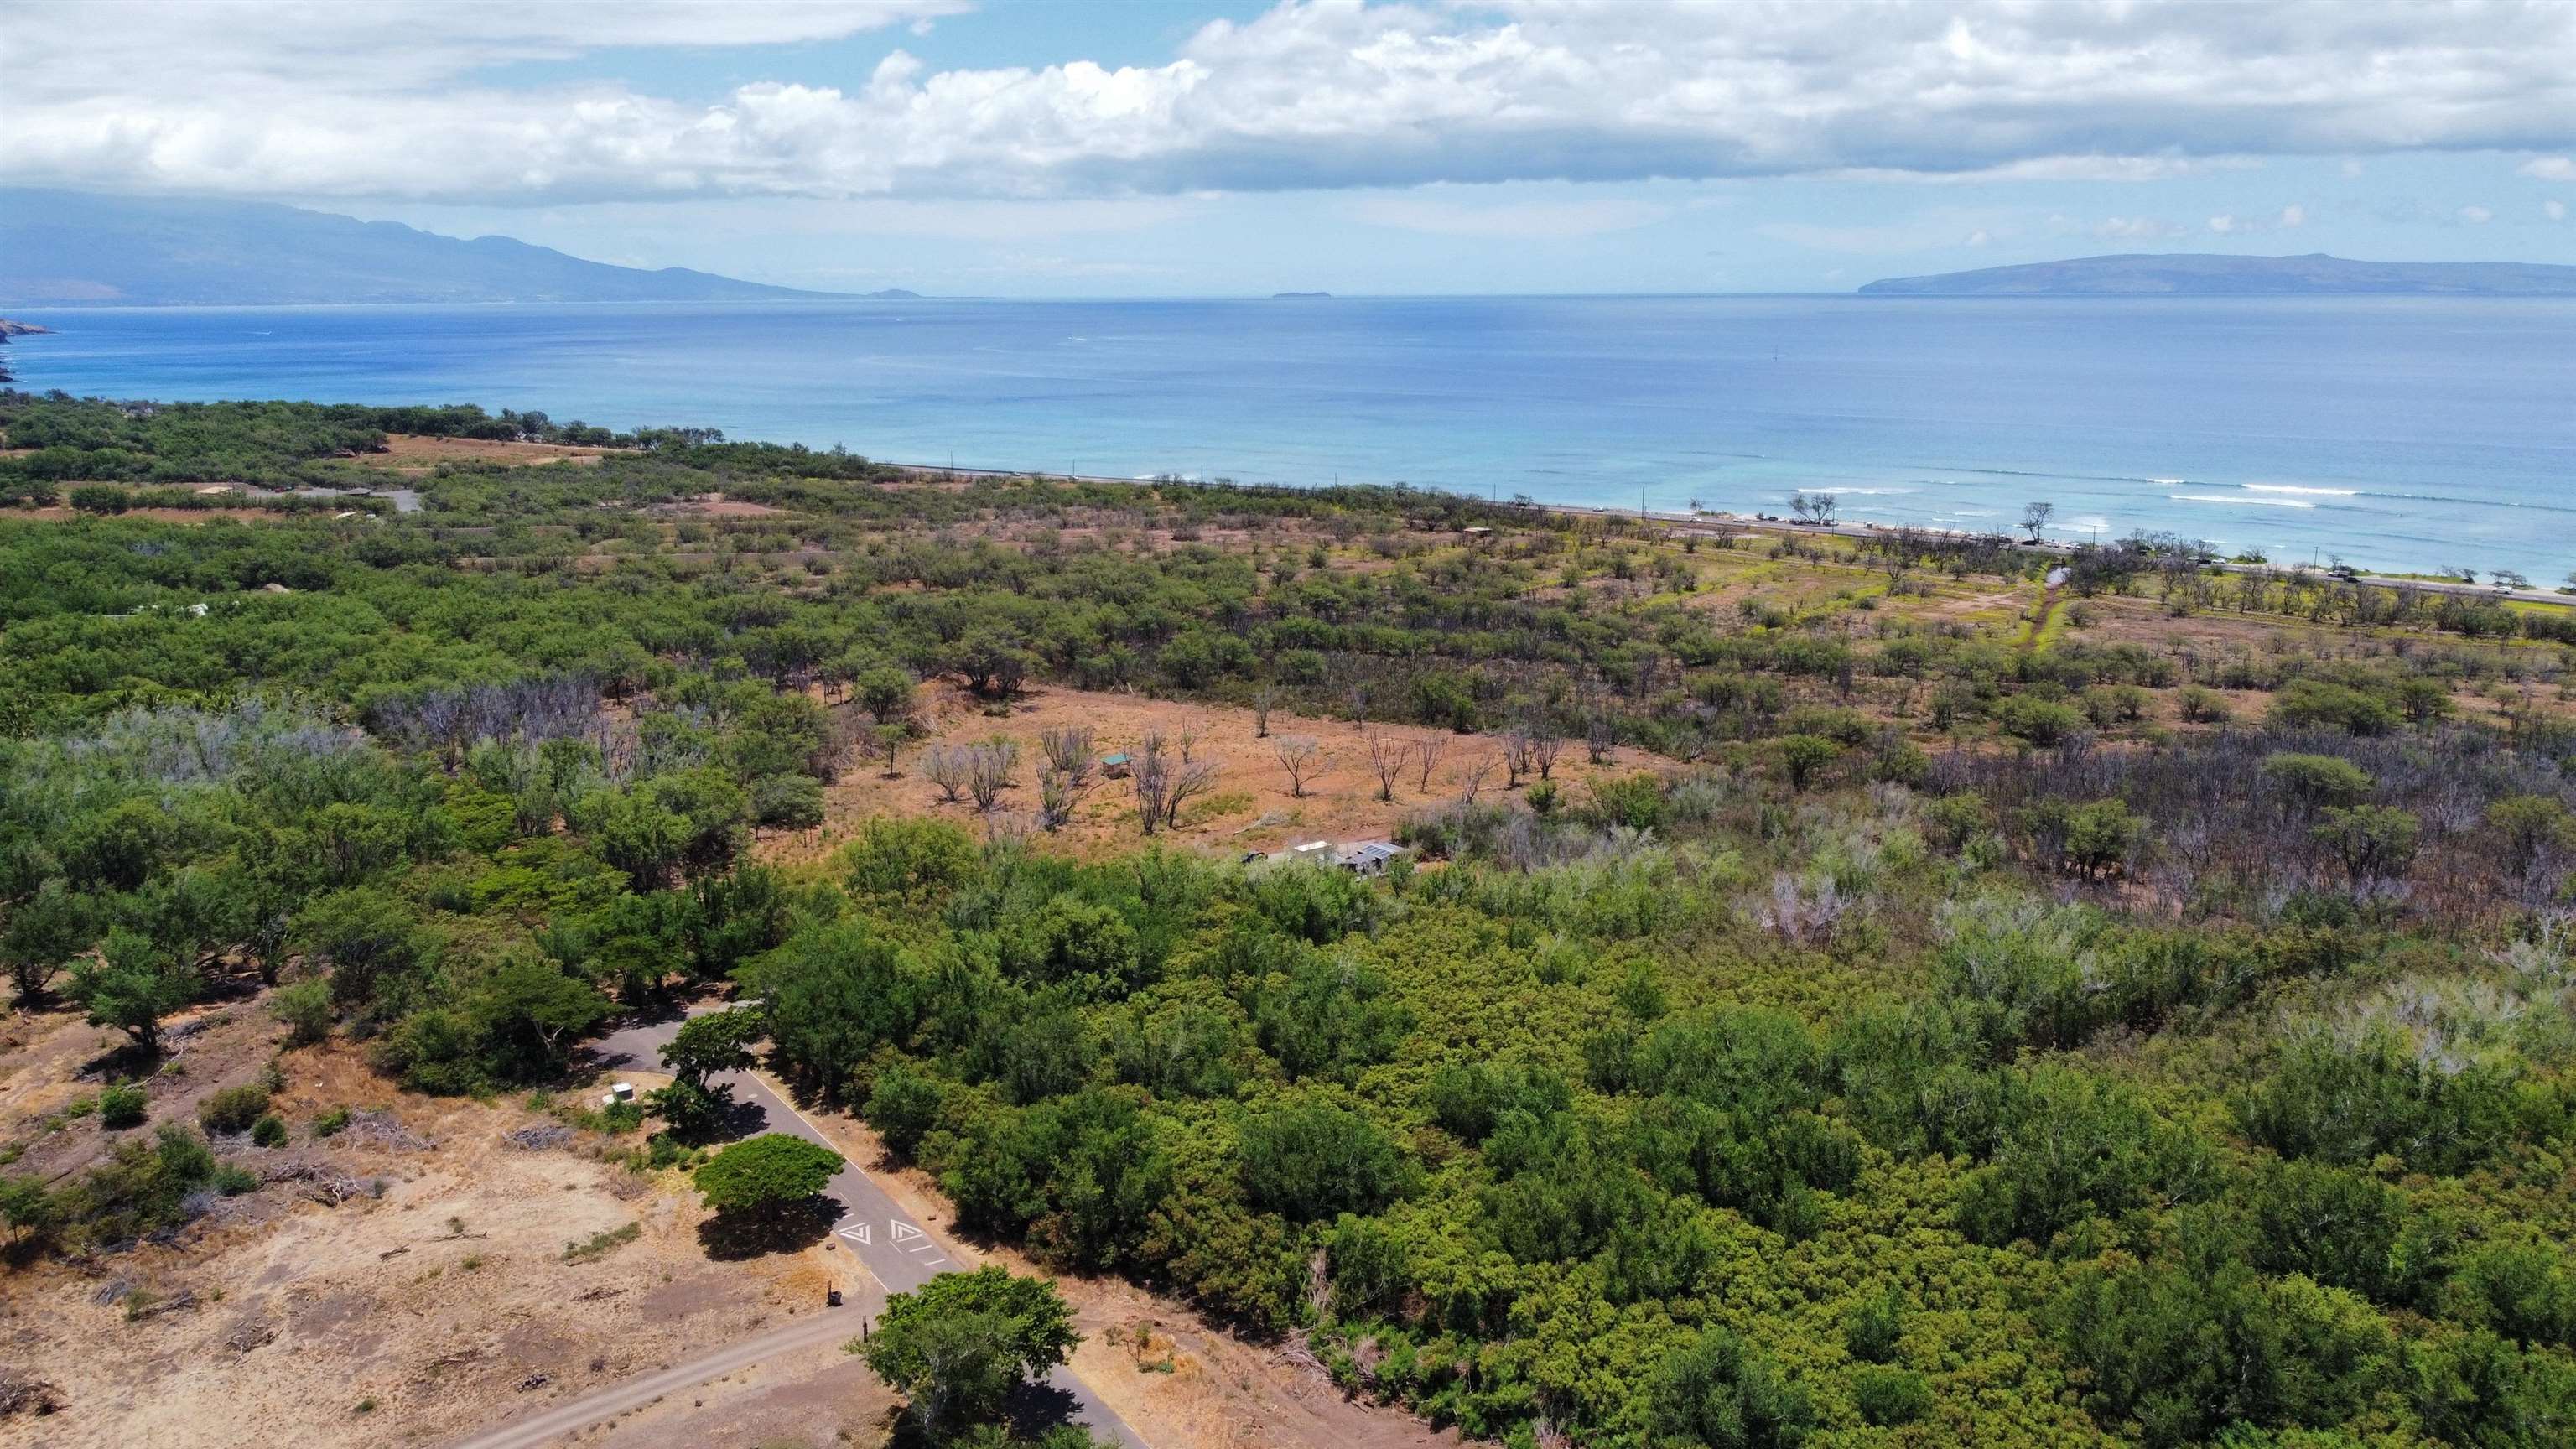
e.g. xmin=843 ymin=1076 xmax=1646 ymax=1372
xmin=856 ymin=1266 xmax=1082 ymax=1438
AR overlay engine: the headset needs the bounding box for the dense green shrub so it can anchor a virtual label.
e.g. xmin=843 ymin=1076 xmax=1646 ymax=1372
xmin=8 ymin=387 xmax=2573 ymax=1449
xmin=198 ymin=1083 xmax=273 ymax=1135
xmin=96 ymin=1082 xmax=148 ymax=1130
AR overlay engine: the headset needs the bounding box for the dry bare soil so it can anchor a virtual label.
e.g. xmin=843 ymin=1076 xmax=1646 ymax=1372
xmin=361 ymin=436 xmax=610 ymax=472
xmin=2 ymin=993 xmax=1467 ymax=1449
xmin=776 ymin=680 xmax=1669 ymax=866
xmin=0 ymin=1005 xmax=815 ymax=1449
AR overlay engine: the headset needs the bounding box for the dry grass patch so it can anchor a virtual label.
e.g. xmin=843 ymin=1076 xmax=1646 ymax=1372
xmin=779 ymin=682 xmax=1668 ymax=865
xmin=0 ymin=1005 xmax=816 ymax=1449
xmin=362 ymin=434 xmax=610 ymax=471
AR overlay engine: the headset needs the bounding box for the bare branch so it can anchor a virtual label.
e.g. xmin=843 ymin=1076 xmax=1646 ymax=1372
xmin=1367 ymin=735 xmax=1411 ymax=802
xmin=1413 ymin=735 xmax=1449 ymax=792
xmin=1457 ymin=753 xmax=1497 ymax=806
xmin=1274 ymin=736 xmax=1324 ymax=798
xmin=922 ymin=744 xmax=969 ymax=804
xmin=1040 ymin=724 xmax=1096 ymax=787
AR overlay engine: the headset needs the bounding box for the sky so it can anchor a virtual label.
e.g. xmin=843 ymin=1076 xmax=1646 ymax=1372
xmin=3 ymin=0 xmax=2572 ymax=295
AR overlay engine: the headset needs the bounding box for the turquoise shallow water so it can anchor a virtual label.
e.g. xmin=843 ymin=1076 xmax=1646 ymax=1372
xmin=5 ymin=294 xmax=2571 ymax=578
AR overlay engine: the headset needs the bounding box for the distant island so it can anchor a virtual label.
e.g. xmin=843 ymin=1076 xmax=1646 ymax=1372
xmin=861 ymin=289 xmax=925 ymax=300
xmin=1270 ymin=291 xmax=1334 ymax=299
xmin=0 ymin=189 xmax=878 ymax=307
xmin=1859 ymin=252 xmax=2576 ymax=296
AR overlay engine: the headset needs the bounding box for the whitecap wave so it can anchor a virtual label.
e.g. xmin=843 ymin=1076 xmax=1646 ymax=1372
xmin=2169 ymin=493 xmax=2316 ymax=509
xmin=2242 ymin=484 xmax=2359 ymax=496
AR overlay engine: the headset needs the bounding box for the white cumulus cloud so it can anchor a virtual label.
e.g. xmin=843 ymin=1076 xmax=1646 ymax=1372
xmin=2521 ymin=155 xmax=2576 ymax=181
xmin=2092 ymin=216 xmax=2185 ymax=239
xmin=2205 ymin=205 xmax=2309 ymax=235
xmin=2 ymin=0 xmax=2573 ymax=202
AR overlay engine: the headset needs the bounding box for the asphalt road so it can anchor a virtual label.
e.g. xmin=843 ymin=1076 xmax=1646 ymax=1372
xmin=444 ymin=1009 xmax=1146 ymax=1449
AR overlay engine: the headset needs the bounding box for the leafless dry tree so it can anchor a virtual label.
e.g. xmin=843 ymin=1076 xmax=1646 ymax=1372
xmin=1530 ymin=724 xmax=1564 ymax=781
xmin=1166 ymin=756 xmax=1218 ymax=830
xmin=1585 ymin=712 xmax=1615 ymax=765
xmin=1037 ymin=768 xmax=1080 ymax=831
xmin=1254 ymin=683 xmax=1276 ymax=739
xmin=982 ymin=808 xmax=1032 ymax=849
xmin=1457 ymin=753 xmax=1497 ymax=805
xmin=1040 ymin=724 xmax=1096 ymax=787
xmin=922 ymin=743 xmax=970 ymax=803
xmin=1759 ymin=871 xmax=1851 ymax=948
xmin=1130 ymin=730 xmax=1219 ymax=835
xmin=963 ymin=738 xmax=1020 ymax=813
xmin=1501 ymin=727 xmax=1531 ymax=787
xmin=1274 ymin=736 xmax=1324 ymax=797
xmin=1412 ymin=735 xmax=1449 ymax=792
xmin=1368 ymin=735 xmax=1411 ymax=802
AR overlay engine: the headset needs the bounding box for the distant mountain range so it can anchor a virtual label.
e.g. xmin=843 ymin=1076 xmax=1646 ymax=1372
xmin=1859 ymin=253 xmax=2576 ymax=296
xmin=0 ymin=190 xmax=908 ymax=306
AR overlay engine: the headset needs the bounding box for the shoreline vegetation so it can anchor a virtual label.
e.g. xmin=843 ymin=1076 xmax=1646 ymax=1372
xmin=889 ymin=460 xmax=2576 ymax=606
xmin=4 ymin=389 xmax=2574 ymax=1449
xmin=0 ymin=306 xmax=2564 ymax=585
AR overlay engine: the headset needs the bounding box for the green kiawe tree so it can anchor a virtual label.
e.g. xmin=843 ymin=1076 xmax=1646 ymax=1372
xmin=660 ymin=1006 xmax=763 ymax=1090
xmin=853 ymin=1265 xmax=1081 ymax=1438
xmin=65 ymin=927 xmax=199 ymax=1052
xmin=1774 ymin=734 xmax=1841 ymax=792
xmin=470 ymin=955 xmax=610 ymax=1080
xmin=692 ymin=1132 xmax=844 ymax=1218
xmin=1649 ymin=1326 xmax=1816 ymax=1449
xmin=3 ymin=877 xmax=92 ymax=1004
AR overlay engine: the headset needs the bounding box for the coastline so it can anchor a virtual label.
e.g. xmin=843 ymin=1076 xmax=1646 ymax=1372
xmin=3 ymin=297 xmax=2568 ymax=584
xmin=883 ymin=460 xmax=2575 ymax=606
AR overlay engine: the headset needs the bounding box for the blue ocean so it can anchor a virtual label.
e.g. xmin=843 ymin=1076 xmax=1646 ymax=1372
xmin=6 ymin=295 xmax=2571 ymax=578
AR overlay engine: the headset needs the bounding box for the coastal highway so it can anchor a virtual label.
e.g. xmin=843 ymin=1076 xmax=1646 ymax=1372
xmin=444 ymin=1008 xmax=1146 ymax=1449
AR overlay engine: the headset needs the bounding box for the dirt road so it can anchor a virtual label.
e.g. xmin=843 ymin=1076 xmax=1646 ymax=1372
xmin=444 ymin=1010 xmax=1146 ymax=1449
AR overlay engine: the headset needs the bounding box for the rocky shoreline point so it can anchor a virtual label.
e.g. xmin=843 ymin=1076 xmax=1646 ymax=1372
xmin=0 ymin=318 xmax=54 ymax=383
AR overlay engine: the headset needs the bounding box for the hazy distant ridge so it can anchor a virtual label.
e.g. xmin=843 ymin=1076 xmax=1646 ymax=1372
xmin=1860 ymin=252 xmax=2576 ymax=296
xmin=0 ymin=190 xmax=873 ymax=306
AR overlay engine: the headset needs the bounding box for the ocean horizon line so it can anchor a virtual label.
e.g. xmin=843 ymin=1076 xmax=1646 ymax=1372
xmin=5 ymin=295 xmax=2566 ymax=579
xmin=22 ymin=290 xmax=2576 ymax=311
